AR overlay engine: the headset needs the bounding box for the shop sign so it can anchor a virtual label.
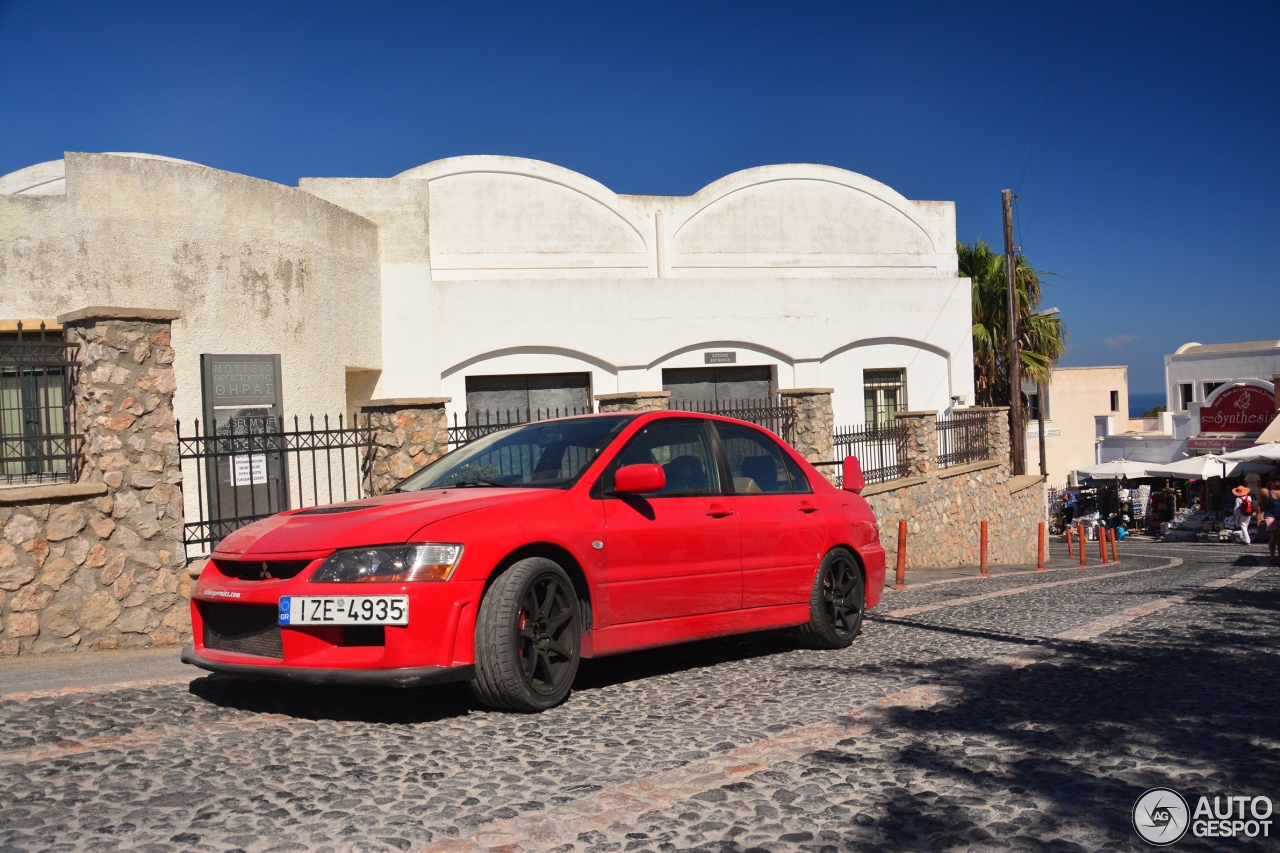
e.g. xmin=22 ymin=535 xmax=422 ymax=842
xmin=1198 ymin=385 xmax=1276 ymax=434
xmin=705 ymin=351 xmax=737 ymax=364
xmin=1187 ymin=437 xmax=1260 ymax=451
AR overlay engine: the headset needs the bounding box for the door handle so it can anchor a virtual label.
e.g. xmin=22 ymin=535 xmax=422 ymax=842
xmin=706 ymin=503 xmax=734 ymax=518
xmin=798 ymin=500 xmax=820 ymax=513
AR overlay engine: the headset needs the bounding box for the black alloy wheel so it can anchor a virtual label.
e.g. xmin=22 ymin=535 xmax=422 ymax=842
xmin=470 ymin=558 xmax=581 ymax=711
xmin=797 ymin=548 xmax=864 ymax=649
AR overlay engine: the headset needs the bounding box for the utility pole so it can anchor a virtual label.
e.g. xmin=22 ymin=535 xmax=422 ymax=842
xmin=1037 ymin=381 xmax=1047 ymax=476
xmin=1002 ymin=189 xmax=1026 ymax=476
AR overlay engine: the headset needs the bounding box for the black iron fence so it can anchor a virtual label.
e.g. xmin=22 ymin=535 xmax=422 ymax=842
xmin=447 ymin=405 xmax=593 ymax=449
xmin=821 ymin=421 xmax=910 ymax=487
xmin=671 ymin=397 xmax=798 ymax=444
xmin=176 ymin=414 xmax=374 ymax=557
xmin=1 ymin=323 xmax=81 ymax=486
xmin=936 ymin=411 xmax=988 ymax=468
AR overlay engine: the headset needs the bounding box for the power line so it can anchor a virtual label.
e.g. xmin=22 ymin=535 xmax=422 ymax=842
xmin=1016 ymin=0 xmax=1077 ymax=197
xmin=1023 ymin=0 xmax=1109 ymax=241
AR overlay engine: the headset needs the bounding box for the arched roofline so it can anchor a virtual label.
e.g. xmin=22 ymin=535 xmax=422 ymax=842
xmin=819 ymin=336 xmax=951 ymax=363
xmin=645 ymin=340 xmax=795 ymax=369
xmin=395 ymin=155 xmax=623 ymax=210
xmin=441 ymin=345 xmax=620 ymax=380
xmin=396 ymin=155 xmax=646 ymax=244
xmin=673 ymin=163 xmax=937 ymax=251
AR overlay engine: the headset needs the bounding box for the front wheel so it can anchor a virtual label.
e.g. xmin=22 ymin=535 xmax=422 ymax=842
xmin=796 ymin=548 xmax=864 ymax=649
xmin=469 ymin=557 xmax=581 ymax=711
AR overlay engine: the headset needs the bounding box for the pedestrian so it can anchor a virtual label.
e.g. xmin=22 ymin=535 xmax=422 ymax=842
xmin=1263 ymin=478 xmax=1280 ymax=566
xmin=1063 ymin=493 xmax=1076 ymax=526
xmin=1231 ymin=484 xmax=1253 ymax=545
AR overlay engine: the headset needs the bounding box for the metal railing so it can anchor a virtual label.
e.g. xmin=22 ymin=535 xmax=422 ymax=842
xmin=671 ymin=397 xmax=798 ymax=444
xmin=1 ymin=323 xmax=81 ymax=486
xmin=448 ymin=405 xmax=593 ymax=449
xmin=823 ymin=421 xmax=909 ymax=486
xmin=177 ymin=414 xmax=374 ymax=557
xmin=936 ymin=412 xmax=989 ymax=469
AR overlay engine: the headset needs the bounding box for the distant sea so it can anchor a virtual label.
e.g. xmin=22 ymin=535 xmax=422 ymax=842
xmin=1129 ymin=392 xmax=1167 ymax=416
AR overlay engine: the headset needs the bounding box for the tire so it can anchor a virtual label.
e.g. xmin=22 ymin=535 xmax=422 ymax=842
xmin=796 ymin=548 xmax=865 ymax=649
xmin=469 ymin=557 xmax=581 ymax=711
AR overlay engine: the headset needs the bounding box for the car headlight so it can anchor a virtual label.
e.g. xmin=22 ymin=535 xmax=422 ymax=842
xmin=310 ymin=544 xmax=463 ymax=583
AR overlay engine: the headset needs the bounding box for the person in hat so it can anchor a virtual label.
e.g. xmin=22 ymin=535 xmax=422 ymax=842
xmin=1231 ymin=484 xmax=1253 ymax=545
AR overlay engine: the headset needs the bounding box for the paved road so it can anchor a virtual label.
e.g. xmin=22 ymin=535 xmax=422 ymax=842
xmin=1 ymin=540 xmax=1276 ymax=852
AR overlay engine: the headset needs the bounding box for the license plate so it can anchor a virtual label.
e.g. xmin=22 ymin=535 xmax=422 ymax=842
xmin=279 ymin=596 xmax=408 ymax=626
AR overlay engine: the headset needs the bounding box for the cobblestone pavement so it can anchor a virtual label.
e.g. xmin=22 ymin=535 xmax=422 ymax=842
xmin=2 ymin=540 xmax=1277 ymax=852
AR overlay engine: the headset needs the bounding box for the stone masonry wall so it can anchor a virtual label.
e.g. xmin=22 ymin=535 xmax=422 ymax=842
xmin=1 ymin=312 xmax=189 ymax=655
xmin=361 ymin=399 xmax=450 ymax=496
xmin=863 ymin=409 xmax=1044 ymax=569
xmin=779 ymin=388 xmax=834 ymax=469
xmin=596 ymin=391 xmax=670 ymax=413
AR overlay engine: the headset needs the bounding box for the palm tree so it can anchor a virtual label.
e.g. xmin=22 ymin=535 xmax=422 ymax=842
xmin=959 ymin=240 xmax=1067 ymax=408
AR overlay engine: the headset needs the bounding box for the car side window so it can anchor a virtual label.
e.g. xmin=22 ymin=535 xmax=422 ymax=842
xmin=605 ymin=419 xmax=720 ymax=496
xmin=713 ymin=422 xmax=811 ymax=494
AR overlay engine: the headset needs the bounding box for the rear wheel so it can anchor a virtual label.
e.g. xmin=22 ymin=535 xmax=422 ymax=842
xmin=469 ymin=558 xmax=581 ymax=711
xmin=796 ymin=548 xmax=864 ymax=649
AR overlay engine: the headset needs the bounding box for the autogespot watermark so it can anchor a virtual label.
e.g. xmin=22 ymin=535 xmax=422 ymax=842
xmin=1132 ymin=788 xmax=1274 ymax=845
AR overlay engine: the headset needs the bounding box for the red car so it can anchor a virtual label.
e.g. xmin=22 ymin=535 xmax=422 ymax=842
xmin=183 ymin=412 xmax=886 ymax=711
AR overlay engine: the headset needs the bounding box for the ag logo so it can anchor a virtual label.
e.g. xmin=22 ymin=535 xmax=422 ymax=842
xmin=1133 ymin=788 xmax=1190 ymax=845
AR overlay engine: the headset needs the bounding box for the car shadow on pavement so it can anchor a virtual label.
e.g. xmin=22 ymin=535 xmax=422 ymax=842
xmin=574 ymin=627 xmax=805 ymax=691
xmin=188 ymin=674 xmax=479 ymax=723
xmin=829 ymin=582 xmax=1280 ymax=852
xmin=188 ymin=628 xmax=808 ymax=722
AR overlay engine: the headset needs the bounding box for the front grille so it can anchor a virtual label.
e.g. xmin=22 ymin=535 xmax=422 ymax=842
xmin=214 ymin=560 xmax=312 ymax=581
xmin=201 ymin=602 xmax=283 ymax=658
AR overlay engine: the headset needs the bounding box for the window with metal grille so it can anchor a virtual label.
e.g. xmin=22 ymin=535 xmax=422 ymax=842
xmin=863 ymin=368 xmax=906 ymax=428
xmin=1 ymin=323 xmax=80 ymax=486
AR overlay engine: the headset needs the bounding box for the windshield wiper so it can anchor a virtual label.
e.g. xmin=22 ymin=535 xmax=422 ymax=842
xmin=449 ymin=478 xmax=516 ymax=488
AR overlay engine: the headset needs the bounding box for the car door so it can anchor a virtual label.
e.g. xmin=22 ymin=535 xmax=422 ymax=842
xmin=711 ymin=420 xmax=828 ymax=608
xmin=599 ymin=417 xmax=741 ymax=624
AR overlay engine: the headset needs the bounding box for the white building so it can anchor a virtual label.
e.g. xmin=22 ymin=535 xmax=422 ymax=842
xmin=1098 ymin=340 xmax=1280 ymax=464
xmin=1 ymin=152 xmax=974 ymax=432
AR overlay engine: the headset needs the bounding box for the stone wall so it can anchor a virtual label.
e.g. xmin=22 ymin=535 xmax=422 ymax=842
xmin=360 ymin=398 xmax=451 ymax=496
xmin=1 ymin=310 xmax=190 ymax=655
xmin=862 ymin=408 xmax=1045 ymax=569
xmin=596 ymin=391 xmax=670 ymax=413
xmin=778 ymin=388 xmax=835 ymax=469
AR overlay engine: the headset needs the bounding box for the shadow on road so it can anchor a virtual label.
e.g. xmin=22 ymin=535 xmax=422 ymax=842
xmin=189 ymin=628 xmax=808 ymax=722
xmin=833 ymin=581 xmax=1280 ymax=851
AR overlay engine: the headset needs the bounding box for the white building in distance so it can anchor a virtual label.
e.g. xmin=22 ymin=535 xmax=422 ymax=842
xmin=1 ymin=152 xmax=974 ymax=432
xmin=1097 ymin=340 xmax=1280 ymax=465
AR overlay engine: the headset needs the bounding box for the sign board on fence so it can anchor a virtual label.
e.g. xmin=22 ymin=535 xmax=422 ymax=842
xmin=199 ymin=354 xmax=288 ymax=538
xmin=232 ymin=454 xmax=268 ymax=487
xmin=705 ymin=351 xmax=736 ymax=364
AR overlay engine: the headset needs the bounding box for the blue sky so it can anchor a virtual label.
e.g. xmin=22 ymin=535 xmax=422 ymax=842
xmin=2 ymin=1 xmax=1276 ymax=394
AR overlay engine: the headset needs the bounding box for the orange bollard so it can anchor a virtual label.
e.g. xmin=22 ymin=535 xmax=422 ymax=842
xmin=979 ymin=520 xmax=989 ymax=578
xmin=1066 ymin=526 xmax=1074 ymax=557
xmin=1110 ymin=528 xmax=1119 ymax=562
xmin=892 ymin=519 xmax=907 ymax=590
xmin=1036 ymin=522 xmax=1046 ymax=571
xmin=1078 ymin=524 xmax=1087 ymax=567
xmin=1098 ymin=525 xmax=1108 ymax=564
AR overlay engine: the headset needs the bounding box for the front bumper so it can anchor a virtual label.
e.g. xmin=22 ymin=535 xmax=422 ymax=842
xmin=181 ymin=646 xmax=475 ymax=688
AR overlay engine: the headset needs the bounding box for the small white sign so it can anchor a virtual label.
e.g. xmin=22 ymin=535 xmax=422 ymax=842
xmin=232 ymin=454 xmax=268 ymax=486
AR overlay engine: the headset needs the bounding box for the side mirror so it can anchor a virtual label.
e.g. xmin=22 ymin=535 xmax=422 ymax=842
xmin=614 ymin=463 xmax=666 ymax=495
xmin=842 ymin=456 xmax=865 ymax=494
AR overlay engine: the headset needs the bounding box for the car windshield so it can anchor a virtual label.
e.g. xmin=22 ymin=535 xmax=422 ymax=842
xmin=395 ymin=415 xmax=634 ymax=491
